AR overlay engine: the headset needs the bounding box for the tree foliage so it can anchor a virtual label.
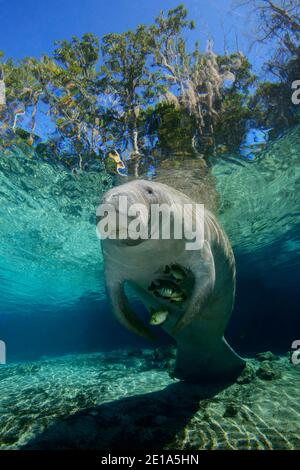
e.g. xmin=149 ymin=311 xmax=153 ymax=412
xmin=238 ymin=0 xmax=300 ymax=132
xmin=0 ymin=3 xmax=297 ymax=173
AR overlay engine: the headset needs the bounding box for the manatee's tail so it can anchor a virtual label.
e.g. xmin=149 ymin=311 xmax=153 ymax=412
xmin=174 ymin=336 xmax=245 ymax=384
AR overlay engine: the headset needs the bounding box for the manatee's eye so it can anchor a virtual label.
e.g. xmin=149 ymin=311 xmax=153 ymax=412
xmin=146 ymin=187 xmax=153 ymax=195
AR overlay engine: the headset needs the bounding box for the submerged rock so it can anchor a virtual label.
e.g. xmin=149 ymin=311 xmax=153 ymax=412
xmin=256 ymin=351 xmax=279 ymax=362
xmin=153 ymin=346 xmax=176 ymax=362
xmin=223 ymin=404 xmax=239 ymax=418
xmin=256 ymin=361 xmax=282 ymax=381
xmin=17 ymin=363 xmax=41 ymax=375
xmin=236 ymin=361 xmax=256 ymax=384
xmin=126 ymin=348 xmax=142 ymax=358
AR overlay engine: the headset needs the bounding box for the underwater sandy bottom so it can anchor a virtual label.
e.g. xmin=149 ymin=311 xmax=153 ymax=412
xmin=0 ymin=348 xmax=299 ymax=450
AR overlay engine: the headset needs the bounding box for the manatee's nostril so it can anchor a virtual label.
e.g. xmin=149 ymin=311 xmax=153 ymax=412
xmin=102 ymin=192 xmax=117 ymax=204
xmin=102 ymin=191 xmax=129 ymax=206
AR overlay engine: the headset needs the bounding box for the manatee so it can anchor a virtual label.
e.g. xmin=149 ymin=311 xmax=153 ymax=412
xmin=118 ymin=156 xmax=219 ymax=213
xmin=99 ymin=179 xmax=245 ymax=383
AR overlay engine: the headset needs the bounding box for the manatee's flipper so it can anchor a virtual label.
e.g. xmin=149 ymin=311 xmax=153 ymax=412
xmin=173 ymin=241 xmax=215 ymax=333
xmin=106 ymin=279 xmax=155 ymax=341
xmin=175 ymin=336 xmax=245 ymax=383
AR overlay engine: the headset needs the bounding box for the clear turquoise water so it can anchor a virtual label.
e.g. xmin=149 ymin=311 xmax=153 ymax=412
xmin=0 ymin=126 xmax=299 ymax=449
xmin=0 ymin=126 xmax=299 ymax=358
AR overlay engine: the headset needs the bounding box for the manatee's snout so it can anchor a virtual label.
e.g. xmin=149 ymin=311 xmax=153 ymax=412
xmin=102 ymin=190 xmax=126 ymax=207
xmin=99 ymin=182 xmax=162 ymax=249
xmin=102 ymin=191 xmax=118 ymax=204
xmin=101 ymin=184 xmax=151 ymax=220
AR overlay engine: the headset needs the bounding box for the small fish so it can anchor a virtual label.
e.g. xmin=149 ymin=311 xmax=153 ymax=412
xmin=116 ymin=160 xmax=126 ymax=176
xmin=149 ymin=308 xmax=169 ymax=326
xmin=216 ymin=144 xmax=228 ymax=154
xmin=105 ymin=150 xmax=127 ymax=176
xmin=107 ymin=150 xmax=122 ymax=163
xmin=164 ymin=264 xmax=187 ymax=283
xmin=27 ymin=135 xmax=34 ymax=146
xmin=148 ymin=280 xmax=186 ymax=303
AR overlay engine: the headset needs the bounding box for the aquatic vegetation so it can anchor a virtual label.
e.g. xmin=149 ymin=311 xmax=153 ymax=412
xmin=164 ymin=263 xmax=188 ymax=283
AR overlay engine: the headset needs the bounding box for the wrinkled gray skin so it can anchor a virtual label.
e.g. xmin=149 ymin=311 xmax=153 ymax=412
xmin=100 ymin=179 xmax=245 ymax=383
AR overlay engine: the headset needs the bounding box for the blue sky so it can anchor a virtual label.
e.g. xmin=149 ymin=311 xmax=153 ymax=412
xmin=0 ymin=0 xmax=272 ymax=75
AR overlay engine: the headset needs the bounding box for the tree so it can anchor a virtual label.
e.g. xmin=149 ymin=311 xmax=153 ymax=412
xmin=44 ymin=34 xmax=107 ymax=169
xmin=0 ymin=57 xmax=44 ymax=144
xmin=1 ymin=4 xmax=287 ymax=169
xmin=150 ymin=102 xmax=196 ymax=155
xmin=240 ymin=0 xmax=300 ymax=56
xmin=238 ymin=0 xmax=300 ymax=132
xmin=149 ymin=5 xmax=244 ymax=156
xmin=101 ymin=25 xmax=157 ymax=176
xmin=214 ymin=55 xmax=256 ymax=150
